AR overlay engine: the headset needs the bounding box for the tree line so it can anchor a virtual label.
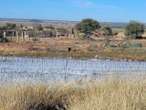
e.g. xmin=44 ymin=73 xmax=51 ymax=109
xmin=0 ymin=19 xmax=145 ymax=40
xmin=76 ymin=18 xmax=145 ymax=39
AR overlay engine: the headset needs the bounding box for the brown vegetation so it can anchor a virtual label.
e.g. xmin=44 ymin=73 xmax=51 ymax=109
xmin=1 ymin=37 xmax=146 ymax=60
xmin=0 ymin=78 xmax=146 ymax=110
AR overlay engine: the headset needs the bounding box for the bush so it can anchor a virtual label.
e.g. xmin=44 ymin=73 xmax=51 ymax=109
xmin=5 ymin=23 xmax=17 ymax=30
xmin=102 ymin=26 xmax=113 ymax=36
xmin=125 ymin=21 xmax=144 ymax=39
xmin=122 ymin=42 xmax=143 ymax=48
xmin=0 ymin=36 xmax=9 ymax=43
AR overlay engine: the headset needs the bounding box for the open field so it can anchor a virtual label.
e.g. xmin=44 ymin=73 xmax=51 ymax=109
xmin=0 ymin=78 xmax=146 ymax=110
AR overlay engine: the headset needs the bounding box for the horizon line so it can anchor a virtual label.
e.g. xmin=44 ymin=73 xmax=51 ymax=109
xmin=0 ymin=17 xmax=133 ymax=23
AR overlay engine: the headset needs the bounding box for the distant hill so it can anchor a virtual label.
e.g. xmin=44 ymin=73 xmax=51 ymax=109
xmin=101 ymin=22 xmax=128 ymax=28
xmin=0 ymin=18 xmax=78 ymax=24
xmin=0 ymin=18 xmax=78 ymax=28
xmin=0 ymin=18 xmax=145 ymax=28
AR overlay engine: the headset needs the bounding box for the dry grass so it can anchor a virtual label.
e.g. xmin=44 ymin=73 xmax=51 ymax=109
xmin=2 ymin=38 xmax=146 ymax=60
xmin=0 ymin=78 xmax=146 ymax=110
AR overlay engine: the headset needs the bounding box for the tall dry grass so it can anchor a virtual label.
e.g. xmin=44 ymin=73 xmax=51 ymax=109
xmin=0 ymin=78 xmax=146 ymax=110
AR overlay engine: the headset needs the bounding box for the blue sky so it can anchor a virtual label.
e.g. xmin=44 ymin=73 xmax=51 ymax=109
xmin=0 ymin=0 xmax=146 ymax=22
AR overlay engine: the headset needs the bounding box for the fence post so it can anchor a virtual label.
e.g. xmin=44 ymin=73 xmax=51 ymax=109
xmin=65 ymin=47 xmax=72 ymax=81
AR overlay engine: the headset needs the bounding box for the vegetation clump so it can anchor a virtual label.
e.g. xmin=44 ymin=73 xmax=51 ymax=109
xmin=102 ymin=26 xmax=113 ymax=36
xmin=76 ymin=18 xmax=101 ymax=37
xmin=122 ymin=42 xmax=143 ymax=48
xmin=125 ymin=21 xmax=144 ymax=39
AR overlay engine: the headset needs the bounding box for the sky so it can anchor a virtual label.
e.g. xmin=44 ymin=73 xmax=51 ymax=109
xmin=0 ymin=0 xmax=146 ymax=22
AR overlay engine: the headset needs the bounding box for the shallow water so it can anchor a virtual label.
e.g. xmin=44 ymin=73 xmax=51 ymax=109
xmin=0 ymin=56 xmax=146 ymax=84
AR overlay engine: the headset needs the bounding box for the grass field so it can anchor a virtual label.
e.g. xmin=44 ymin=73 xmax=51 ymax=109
xmin=0 ymin=78 xmax=146 ymax=110
xmin=1 ymin=37 xmax=146 ymax=60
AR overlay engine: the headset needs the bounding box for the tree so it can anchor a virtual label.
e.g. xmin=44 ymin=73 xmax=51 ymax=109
xmin=100 ymin=26 xmax=113 ymax=47
xmin=0 ymin=26 xmax=6 ymax=30
xmin=56 ymin=28 xmax=68 ymax=36
xmin=0 ymin=23 xmax=16 ymax=30
xmin=5 ymin=23 xmax=17 ymax=30
xmin=35 ymin=24 xmax=43 ymax=31
xmin=76 ymin=18 xmax=101 ymax=37
xmin=125 ymin=21 xmax=144 ymax=39
xmin=38 ymin=24 xmax=44 ymax=31
xmin=102 ymin=26 xmax=113 ymax=36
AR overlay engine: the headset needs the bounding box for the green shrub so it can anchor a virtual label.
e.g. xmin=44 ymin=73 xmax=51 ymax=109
xmin=0 ymin=36 xmax=9 ymax=43
xmin=125 ymin=21 xmax=144 ymax=39
xmin=122 ymin=42 xmax=143 ymax=48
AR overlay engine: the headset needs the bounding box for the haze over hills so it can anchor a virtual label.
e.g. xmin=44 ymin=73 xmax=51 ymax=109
xmin=0 ymin=18 xmax=145 ymax=28
xmin=0 ymin=18 xmax=78 ymax=23
xmin=0 ymin=18 xmax=128 ymax=28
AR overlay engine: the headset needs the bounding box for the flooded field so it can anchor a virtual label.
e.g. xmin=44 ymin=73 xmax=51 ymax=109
xmin=0 ymin=56 xmax=146 ymax=84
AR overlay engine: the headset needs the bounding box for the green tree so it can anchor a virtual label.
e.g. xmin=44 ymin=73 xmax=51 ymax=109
xmin=102 ymin=26 xmax=113 ymax=36
xmin=76 ymin=18 xmax=101 ymax=37
xmin=5 ymin=23 xmax=17 ymax=30
xmin=0 ymin=26 xmax=6 ymax=30
xmin=0 ymin=23 xmax=17 ymax=30
xmin=35 ymin=24 xmax=43 ymax=31
xmin=125 ymin=21 xmax=144 ymax=39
